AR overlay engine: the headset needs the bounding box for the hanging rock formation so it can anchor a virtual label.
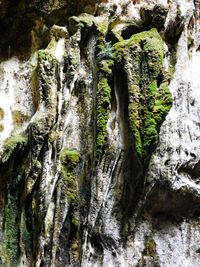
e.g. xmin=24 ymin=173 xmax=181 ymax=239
xmin=0 ymin=0 xmax=200 ymax=266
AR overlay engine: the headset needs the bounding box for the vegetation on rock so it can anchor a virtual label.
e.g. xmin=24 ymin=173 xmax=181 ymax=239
xmin=95 ymin=36 xmax=115 ymax=160
xmin=0 ymin=1 xmax=177 ymax=266
xmin=2 ymin=134 xmax=28 ymax=162
xmin=1 ymin=195 xmax=19 ymax=266
xmin=96 ymin=78 xmax=111 ymax=158
xmin=60 ymin=149 xmax=80 ymax=205
xmin=114 ymin=28 xmax=172 ymax=159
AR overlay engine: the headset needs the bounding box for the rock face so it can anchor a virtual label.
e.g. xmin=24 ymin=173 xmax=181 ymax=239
xmin=0 ymin=0 xmax=200 ymax=266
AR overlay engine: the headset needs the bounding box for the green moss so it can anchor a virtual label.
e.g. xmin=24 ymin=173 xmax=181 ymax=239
xmin=148 ymin=81 xmax=157 ymax=96
xmin=60 ymin=149 xmax=80 ymax=168
xmin=69 ymin=13 xmax=94 ymax=28
xmin=3 ymin=133 xmax=28 ymax=162
xmin=97 ymin=20 xmax=109 ymax=34
xmin=95 ymin=38 xmax=114 ymax=159
xmin=1 ymin=195 xmax=19 ymax=266
xmin=79 ymin=13 xmax=94 ymax=27
xmin=146 ymin=81 xmax=157 ymax=109
xmin=15 ymin=169 xmax=25 ymax=184
xmin=97 ymin=41 xmax=115 ymax=76
xmin=141 ymin=81 xmax=172 ymax=158
xmin=62 ymin=168 xmax=77 ymax=204
xmin=128 ymin=85 xmax=143 ymax=156
xmin=153 ymin=82 xmax=173 ymax=123
xmin=96 ymin=78 xmax=111 ymax=158
xmin=99 ymin=59 xmax=115 ymax=75
xmin=114 ymin=28 xmax=163 ymax=67
xmin=94 ymin=28 xmax=171 ymax=160
xmin=38 ymin=50 xmax=46 ymax=61
xmin=72 ymin=217 xmax=80 ymax=229
xmin=38 ymin=50 xmax=57 ymax=67
xmin=60 ymin=149 xmax=80 ymax=205
xmin=145 ymin=237 xmax=157 ymax=258
xmin=114 ymin=28 xmax=172 ymax=160
xmin=68 ymin=13 xmax=94 ymax=35
xmin=143 ymin=111 xmax=158 ymax=151
xmin=140 ymin=237 xmax=159 ymax=266
xmin=129 ymin=80 xmax=169 ymax=157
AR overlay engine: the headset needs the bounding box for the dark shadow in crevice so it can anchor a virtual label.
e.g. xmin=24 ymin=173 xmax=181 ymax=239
xmin=113 ymin=66 xmax=144 ymax=222
xmin=143 ymin=181 xmax=200 ymax=222
xmin=121 ymin=25 xmax=146 ymax=40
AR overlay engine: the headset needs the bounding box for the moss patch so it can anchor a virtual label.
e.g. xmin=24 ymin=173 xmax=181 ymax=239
xmin=114 ymin=28 xmax=163 ymax=78
xmin=145 ymin=238 xmax=157 ymax=256
xmin=144 ymin=237 xmax=159 ymax=261
xmin=68 ymin=13 xmax=94 ymax=35
xmin=72 ymin=216 xmax=80 ymax=229
xmin=38 ymin=50 xmax=46 ymax=61
xmin=1 ymin=195 xmax=19 ymax=266
xmin=60 ymin=149 xmax=80 ymax=167
xmin=96 ymin=78 xmax=111 ymax=158
xmin=97 ymin=41 xmax=116 ymax=75
xmin=69 ymin=13 xmax=94 ymax=28
xmin=115 ymin=28 xmax=172 ymax=159
xmin=2 ymin=133 xmax=28 ymax=162
xmin=38 ymin=49 xmax=58 ymax=68
xmin=97 ymin=20 xmax=109 ymax=35
xmin=96 ymin=38 xmax=114 ymax=159
xmin=60 ymin=149 xmax=80 ymax=205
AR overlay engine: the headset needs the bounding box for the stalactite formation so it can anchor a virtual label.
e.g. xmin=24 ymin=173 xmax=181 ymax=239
xmin=0 ymin=0 xmax=200 ymax=266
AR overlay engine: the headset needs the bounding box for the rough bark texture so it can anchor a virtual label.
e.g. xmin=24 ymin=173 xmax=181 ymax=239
xmin=0 ymin=0 xmax=200 ymax=266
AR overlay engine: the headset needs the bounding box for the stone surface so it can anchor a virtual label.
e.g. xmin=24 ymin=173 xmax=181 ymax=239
xmin=0 ymin=0 xmax=200 ymax=266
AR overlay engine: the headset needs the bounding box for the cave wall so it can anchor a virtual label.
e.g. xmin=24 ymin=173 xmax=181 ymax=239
xmin=0 ymin=0 xmax=200 ymax=266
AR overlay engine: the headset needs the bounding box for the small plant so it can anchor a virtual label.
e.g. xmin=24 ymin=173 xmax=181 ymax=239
xmin=97 ymin=42 xmax=115 ymax=60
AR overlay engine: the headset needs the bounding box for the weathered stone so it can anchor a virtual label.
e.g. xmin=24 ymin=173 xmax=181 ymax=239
xmin=0 ymin=1 xmax=200 ymax=267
